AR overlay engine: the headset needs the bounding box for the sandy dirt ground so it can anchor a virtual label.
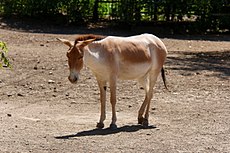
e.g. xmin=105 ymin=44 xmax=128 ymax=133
xmin=0 ymin=25 xmax=230 ymax=153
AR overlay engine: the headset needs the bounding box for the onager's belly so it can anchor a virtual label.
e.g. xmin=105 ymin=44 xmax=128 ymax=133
xmin=118 ymin=62 xmax=151 ymax=80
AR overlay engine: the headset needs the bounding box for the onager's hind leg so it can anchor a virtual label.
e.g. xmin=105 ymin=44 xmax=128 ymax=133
xmin=96 ymin=79 xmax=107 ymax=129
xmin=138 ymin=75 xmax=150 ymax=125
xmin=138 ymin=71 xmax=159 ymax=127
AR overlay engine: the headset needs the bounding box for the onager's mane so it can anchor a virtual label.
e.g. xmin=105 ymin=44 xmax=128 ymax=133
xmin=74 ymin=34 xmax=106 ymax=45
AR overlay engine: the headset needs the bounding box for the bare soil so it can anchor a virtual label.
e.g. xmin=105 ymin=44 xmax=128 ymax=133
xmin=0 ymin=26 xmax=230 ymax=153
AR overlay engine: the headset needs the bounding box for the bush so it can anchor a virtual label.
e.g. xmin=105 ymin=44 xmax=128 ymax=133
xmin=0 ymin=0 xmax=93 ymax=25
xmin=0 ymin=41 xmax=11 ymax=68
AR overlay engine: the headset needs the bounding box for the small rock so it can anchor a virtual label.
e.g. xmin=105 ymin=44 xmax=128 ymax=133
xmin=17 ymin=93 xmax=24 ymax=97
xmin=71 ymin=101 xmax=77 ymax=104
xmin=34 ymin=66 xmax=38 ymax=70
xmin=48 ymin=80 xmax=55 ymax=84
xmin=40 ymin=44 xmax=44 ymax=46
xmin=49 ymin=72 xmax=53 ymax=75
xmin=40 ymin=84 xmax=45 ymax=89
xmin=7 ymin=113 xmax=12 ymax=117
xmin=7 ymin=93 xmax=13 ymax=97
xmin=1 ymin=23 xmax=7 ymax=26
xmin=128 ymin=105 xmax=132 ymax=108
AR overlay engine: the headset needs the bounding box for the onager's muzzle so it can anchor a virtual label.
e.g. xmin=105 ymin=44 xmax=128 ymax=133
xmin=68 ymin=70 xmax=79 ymax=84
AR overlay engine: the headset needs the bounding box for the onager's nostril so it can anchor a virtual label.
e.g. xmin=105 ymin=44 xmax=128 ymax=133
xmin=74 ymin=77 xmax=78 ymax=82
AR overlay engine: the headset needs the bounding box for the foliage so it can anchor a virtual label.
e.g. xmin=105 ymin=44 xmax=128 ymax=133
xmin=0 ymin=0 xmax=229 ymax=33
xmin=0 ymin=0 xmax=94 ymax=24
xmin=0 ymin=41 xmax=11 ymax=68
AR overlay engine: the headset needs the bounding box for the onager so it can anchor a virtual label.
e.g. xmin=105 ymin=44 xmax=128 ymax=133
xmin=58 ymin=33 xmax=167 ymax=129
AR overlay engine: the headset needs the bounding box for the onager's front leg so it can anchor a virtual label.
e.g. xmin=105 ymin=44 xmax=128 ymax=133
xmin=109 ymin=77 xmax=117 ymax=129
xmin=96 ymin=80 xmax=106 ymax=129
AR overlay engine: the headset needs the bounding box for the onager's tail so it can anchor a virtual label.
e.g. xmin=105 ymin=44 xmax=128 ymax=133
xmin=161 ymin=67 xmax=168 ymax=90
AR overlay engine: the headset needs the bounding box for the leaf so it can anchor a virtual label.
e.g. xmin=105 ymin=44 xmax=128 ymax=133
xmin=0 ymin=41 xmax=11 ymax=68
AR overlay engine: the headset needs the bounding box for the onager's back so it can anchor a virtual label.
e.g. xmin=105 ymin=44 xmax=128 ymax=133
xmin=58 ymin=33 xmax=167 ymax=129
xmin=89 ymin=34 xmax=167 ymax=80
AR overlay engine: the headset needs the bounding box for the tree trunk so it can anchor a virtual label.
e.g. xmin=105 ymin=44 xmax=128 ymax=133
xmin=153 ymin=0 xmax=158 ymax=21
xmin=93 ymin=0 xmax=99 ymax=22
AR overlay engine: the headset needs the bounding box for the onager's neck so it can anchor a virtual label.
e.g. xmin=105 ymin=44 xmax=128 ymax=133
xmin=83 ymin=43 xmax=101 ymax=69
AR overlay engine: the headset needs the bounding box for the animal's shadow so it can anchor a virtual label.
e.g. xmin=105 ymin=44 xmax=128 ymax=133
xmin=55 ymin=124 xmax=156 ymax=139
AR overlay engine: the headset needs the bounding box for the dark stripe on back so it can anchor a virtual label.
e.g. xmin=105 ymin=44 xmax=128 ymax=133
xmin=75 ymin=34 xmax=106 ymax=45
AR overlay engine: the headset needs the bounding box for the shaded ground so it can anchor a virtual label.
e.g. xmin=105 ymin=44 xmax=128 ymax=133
xmin=0 ymin=25 xmax=230 ymax=153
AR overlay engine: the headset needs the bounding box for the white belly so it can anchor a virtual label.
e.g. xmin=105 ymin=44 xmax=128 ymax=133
xmin=118 ymin=62 xmax=151 ymax=80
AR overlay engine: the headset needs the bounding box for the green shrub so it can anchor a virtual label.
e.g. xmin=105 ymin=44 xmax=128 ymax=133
xmin=0 ymin=41 xmax=11 ymax=68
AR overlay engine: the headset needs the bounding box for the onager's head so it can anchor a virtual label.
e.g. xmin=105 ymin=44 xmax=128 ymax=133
xmin=57 ymin=38 xmax=95 ymax=84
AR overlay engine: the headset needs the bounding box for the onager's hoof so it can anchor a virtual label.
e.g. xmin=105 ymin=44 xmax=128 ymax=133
xmin=142 ymin=118 xmax=149 ymax=128
xmin=96 ymin=122 xmax=104 ymax=129
xmin=138 ymin=117 xmax=144 ymax=124
xmin=109 ymin=124 xmax=117 ymax=130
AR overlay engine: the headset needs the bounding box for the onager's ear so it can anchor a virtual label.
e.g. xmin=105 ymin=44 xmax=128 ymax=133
xmin=57 ymin=38 xmax=74 ymax=48
xmin=78 ymin=39 xmax=96 ymax=48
